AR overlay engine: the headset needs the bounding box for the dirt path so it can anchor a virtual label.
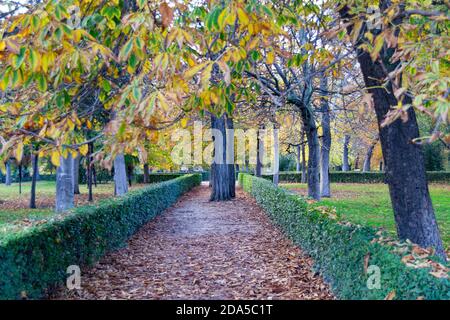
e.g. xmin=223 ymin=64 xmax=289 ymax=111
xmin=53 ymin=186 xmax=334 ymax=300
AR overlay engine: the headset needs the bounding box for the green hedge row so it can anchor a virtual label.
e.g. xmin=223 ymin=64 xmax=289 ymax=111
xmin=258 ymin=171 xmax=450 ymax=184
xmin=0 ymin=174 xmax=201 ymax=299
xmin=137 ymin=172 xmax=211 ymax=182
xmin=238 ymin=173 xmax=449 ymax=300
xmin=135 ymin=173 xmax=185 ymax=183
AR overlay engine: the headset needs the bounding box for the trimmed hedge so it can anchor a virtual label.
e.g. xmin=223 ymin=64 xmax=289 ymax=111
xmin=0 ymin=174 xmax=201 ymax=300
xmin=135 ymin=172 xmax=185 ymax=183
xmin=239 ymin=173 xmax=450 ymax=300
xmin=259 ymin=171 xmax=450 ymax=184
xmin=137 ymin=172 xmax=211 ymax=182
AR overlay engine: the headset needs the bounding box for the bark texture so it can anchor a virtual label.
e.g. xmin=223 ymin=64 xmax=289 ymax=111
xmin=320 ymin=76 xmax=331 ymax=197
xmin=340 ymin=3 xmax=445 ymax=257
xmin=114 ymin=153 xmax=128 ymax=196
xmin=5 ymin=160 xmax=12 ymax=185
xmin=56 ymin=154 xmax=74 ymax=213
xmin=226 ymin=115 xmax=236 ymax=198
xmin=73 ymin=155 xmax=80 ymax=194
xmin=363 ymin=138 xmax=378 ymax=172
xmin=210 ymin=114 xmax=232 ymax=201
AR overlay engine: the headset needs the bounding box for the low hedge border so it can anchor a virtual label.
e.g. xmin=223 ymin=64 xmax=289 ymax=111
xmin=258 ymin=171 xmax=450 ymax=184
xmin=238 ymin=173 xmax=450 ymax=300
xmin=0 ymin=174 xmax=201 ymax=300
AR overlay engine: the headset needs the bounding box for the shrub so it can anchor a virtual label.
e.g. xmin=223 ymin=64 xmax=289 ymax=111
xmin=239 ymin=173 xmax=450 ymax=300
xmin=135 ymin=172 xmax=185 ymax=183
xmin=0 ymin=174 xmax=201 ymax=299
xmin=258 ymin=171 xmax=450 ymax=184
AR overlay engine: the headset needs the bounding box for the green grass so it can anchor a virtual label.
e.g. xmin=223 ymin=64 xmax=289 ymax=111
xmin=0 ymin=181 xmax=116 ymax=228
xmin=282 ymin=183 xmax=450 ymax=248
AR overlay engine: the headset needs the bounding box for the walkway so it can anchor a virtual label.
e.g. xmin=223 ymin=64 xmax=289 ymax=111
xmin=53 ymin=186 xmax=333 ymax=299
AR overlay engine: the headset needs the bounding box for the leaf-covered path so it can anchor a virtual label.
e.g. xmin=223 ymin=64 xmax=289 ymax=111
xmin=53 ymin=185 xmax=334 ymax=300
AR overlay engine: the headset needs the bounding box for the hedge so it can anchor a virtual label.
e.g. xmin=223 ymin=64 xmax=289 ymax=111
xmin=258 ymin=171 xmax=450 ymax=184
xmin=0 ymin=174 xmax=201 ymax=300
xmin=239 ymin=173 xmax=450 ymax=300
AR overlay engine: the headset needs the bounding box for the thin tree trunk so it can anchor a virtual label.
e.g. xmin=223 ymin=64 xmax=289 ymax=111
xmin=255 ymin=127 xmax=264 ymax=177
xmin=18 ymin=163 xmax=22 ymax=194
xmin=379 ymin=161 xmax=384 ymax=172
xmin=342 ymin=135 xmax=350 ymax=171
xmin=354 ymin=155 xmax=360 ymax=170
xmin=340 ymin=3 xmax=445 ymax=257
xmin=320 ymin=76 xmax=331 ymax=197
xmin=114 ymin=153 xmax=128 ymax=196
xmin=56 ymin=154 xmax=74 ymax=213
xmin=30 ymin=151 xmax=39 ymax=209
xmin=143 ymin=163 xmax=150 ymax=183
xmin=301 ymin=131 xmax=307 ymax=183
xmin=306 ymin=127 xmax=321 ymax=200
xmin=296 ymin=144 xmax=301 ymax=172
xmin=363 ymin=138 xmax=378 ymax=172
xmin=87 ymin=142 xmax=93 ymax=202
xmin=210 ymin=114 xmax=232 ymax=201
xmin=73 ymin=155 xmax=80 ymax=194
xmin=273 ymin=126 xmax=279 ymax=186
xmin=5 ymin=159 xmax=11 ymax=185
xmin=127 ymin=164 xmax=133 ymax=187
xmin=226 ymin=115 xmax=235 ymax=198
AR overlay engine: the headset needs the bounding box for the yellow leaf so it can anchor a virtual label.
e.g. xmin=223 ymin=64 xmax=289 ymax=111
xmin=371 ymin=34 xmax=384 ymax=61
xmin=266 ymin=50 xmax=274 ymax=64
xmin=0 ymin=41 xmax=5 ymax=51
xmin=51 ymin=151 xmax=60 ymax=167
xmin=157 ymin=92 xmax=169 ymax=111
xmin=201 ymin=63 xmax=213 ymax=90
xmin=15 ymin=142 xmax=23 ymax=162
xmin=184 ymin=62 xmax=209 ymax=79
xmin=180 ymin=118 xmax=188 ymax=128
xmin=237 ymin=8 xmax=249 ymax=26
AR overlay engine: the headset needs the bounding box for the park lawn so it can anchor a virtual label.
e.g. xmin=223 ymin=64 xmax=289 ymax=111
xmin=0 ymin=181 xmax=143 ymax=230
xmin=282 ymin=183 xmax=450 ymax=248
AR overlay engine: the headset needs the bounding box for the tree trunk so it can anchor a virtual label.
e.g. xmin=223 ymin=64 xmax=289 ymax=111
xmin=5 ymin=159 xmax=12 ymax=185
xmin=301 ymin=132 xmax=307 ymax=183
xmin=354 ymin=155 xmax=360 ymax=170
xmin=320 ymin=76 xmax=331 ymax=197
xmin=255 ymin=127 xmax=264 ymax=177
xmin=363 ymin=138 xmax=378 ymax=172
xmin=273 ymin=126 xmax=279 ymax=186
xmin=143 ymin=163 xmax=150 ymax=183
xmin=306 ymin=127 xmax=321 ymax=200
xmin=296 ymin=145 xmax=301 ymax=172
xmin=114 ymin=153 xmax=128 ymax=196
xmin=56 ymin=154 xmax=74 ymax=213
xmin=87 ymin=142 xmax=93 ymax=202
xmin=379 ymin=161 xmax=384 ymax=172
xmin=18 ymin=163 xmax=22 ymax=194
xmin=30 ymin=151 xmax=39 ymax=209
xmin=342 ymin=135 xmax=350 ymax=171
xmin=210 ymin=114 xmax=232 ymax=201
xmin=73 ymin=155 xmax=80 ymax=194
xmin=226 ymin=115 xmax=235 ymax=198
xmin=340 ymin=4 xmax=445 ymax=257
xmin=127 ymin=164 xmax=133 ymax=187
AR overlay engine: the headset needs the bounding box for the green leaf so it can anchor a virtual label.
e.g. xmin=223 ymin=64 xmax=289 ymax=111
xmin=36 ymin=73 xmax=47 ymax=92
